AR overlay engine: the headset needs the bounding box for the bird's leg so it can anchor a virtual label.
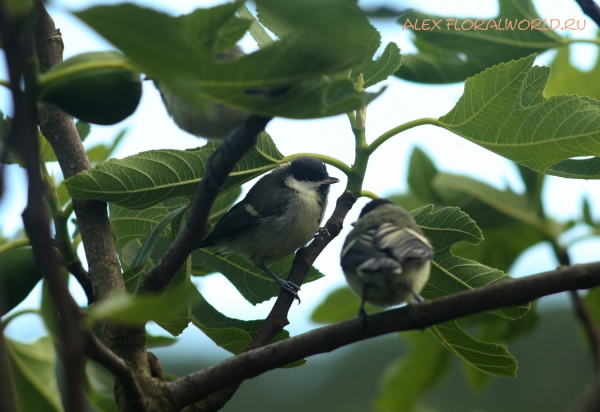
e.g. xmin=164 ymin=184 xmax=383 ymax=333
xmin=316 ymin=227 xmax=330 ymax=239
xmin=256 ymin=263 xmax=301 ymax=303
xmin=403 ymin=282 xmax=424 ymax=303
xmin=358 ymin=293 xmax=368 ymax=327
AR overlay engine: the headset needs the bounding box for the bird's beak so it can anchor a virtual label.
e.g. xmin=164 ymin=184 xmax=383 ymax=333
xmin=320 ymin=176 xmax=340 ymax=186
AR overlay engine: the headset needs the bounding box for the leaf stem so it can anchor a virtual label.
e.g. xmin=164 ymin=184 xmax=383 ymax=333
xmin=0 ymin=309 xmax=40 ymax=330
xmin=0 ymin=238 xmax=30 ymax=255
xmin=360 ymin=190 xmax=379 ymax=200
xmin=569 ymin=38 xmax=600 ymax=46
xmin=280 ymin=153 xmax=353 ymax=176
xmin=367 ymin=117 xmax=440 ymax=155
xmin=0 ymin=79 xmax=9 ymax=89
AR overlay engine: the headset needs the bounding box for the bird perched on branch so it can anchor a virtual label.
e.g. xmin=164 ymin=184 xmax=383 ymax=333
xmin=341 ymin=199 xmax=433 ymax=322
xmin=197 ymin=156 xmax=339 ymax=302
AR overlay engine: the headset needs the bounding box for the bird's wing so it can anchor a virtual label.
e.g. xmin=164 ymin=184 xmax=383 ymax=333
xmin=201 ymin=179 xmax=292 ymax=243
xmin=340 ymin=228 xmax=381 ymax=270
xmin=374 ymin=223 xmax=433 ymax=262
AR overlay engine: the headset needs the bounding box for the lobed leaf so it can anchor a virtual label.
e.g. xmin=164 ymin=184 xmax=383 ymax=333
xmin=437 ymin=55 xmax=600 ymax=179
xmin=396 ymin=0 xmax=565 ymax=83
xmin=411 ymin=205 xmax=530 ymax=320
xmin=431 ymin=320 xmax=518 ymax=378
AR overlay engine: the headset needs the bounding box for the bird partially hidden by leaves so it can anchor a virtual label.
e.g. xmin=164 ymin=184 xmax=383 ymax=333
xmin=341 ymin=199 xmax=433 ymax=323
xmin=151 ymin=47 xmax=248 ymax=139
xmin=196 ymin=156 xmax=339 ymax=302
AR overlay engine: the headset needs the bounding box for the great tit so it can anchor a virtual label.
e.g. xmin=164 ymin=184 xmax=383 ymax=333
xmin=153 ymin=47 xmax=248 ymax=139
xmin=197 ymin=156 xmax=340 ymax=301
xmin=341 ymin=199 xmax=433 ymax=321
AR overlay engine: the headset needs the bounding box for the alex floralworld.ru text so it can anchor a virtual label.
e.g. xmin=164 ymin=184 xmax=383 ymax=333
xmin=403 ymin=18 xmax=586 ymax=31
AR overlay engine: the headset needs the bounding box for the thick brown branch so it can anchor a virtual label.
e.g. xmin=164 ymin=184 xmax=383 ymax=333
xmin=575 ymin=0 xmax=600 ymax=27
xmin=140 ymin=114 xmax=271 ymax=294
xmin=169 ymin=261 xmax=600 ymax=409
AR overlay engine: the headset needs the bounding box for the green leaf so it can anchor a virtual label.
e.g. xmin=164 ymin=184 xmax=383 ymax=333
xmin=130 ymin=201 xmax=190 ymax=267
xmin=65 ymin=131 xmax=282 ymax=210
xmin=154 ymin=257 xmax=193 ymax=336
xmin=437 ymin=55 xmax=600 ymax=179
xmin=76 ymin=120 xmax=91 ymax=141
xmin=189 ymin=287 xmax=304 ymax=366
xmin=583 ymin=197 xmax=596 ymax=227
xmin=255 ymin=0 xmax=380 ymax=58
xmin=83 ymin=361 xmax=118 ymax=412
xmin=0 ymin=248 xmax=44 ymax=316
xmin=85 ymin=128 xmax=128 ymax=166
xmin=411 ymin=205 xmax=529 ymax=320
xmin=388 ymin=191 xmax=430 ymax=212
xmin=85 ymin=283 xmax=195 ymax=328
xmin=146 ymin=332 xmax=177 ymax=348
xmin=431 ymin=320 xmax=518 ymax=377
xmin=376 ymin=331 xmax=451 ymax=412
xmin=431 ymin=173 xmax=539 ymax=230
xmin=584 ymin=287 xmax=600 ymax=329
xmin=460 ymin=307 xmax=540 ymax=391
xmin=5 ymin=336 xmax=63 ymax=412
xmin=201 ymin=75 xmax=383 ymax=119
xmin=516 ymin=163 xmax=545 ymax=207
xmin=451 ymin=222 xmax=544 ymax=272
xmin=395 ymin=0 xmax=565 ymax=83
xmin=406 ymin=147 xmax=440 ymax=204
xmin=351 ymin=42 xmax=402 ymax=89
xmin=76 ymin=3 xmax=378 ymax=118
xmin=310 ymin=286 xmax=382 ymax=324
xmin=546 ymin=42 xmax=600 ymax=101
xmin=192 ymin=249 xmax=324 ymax=305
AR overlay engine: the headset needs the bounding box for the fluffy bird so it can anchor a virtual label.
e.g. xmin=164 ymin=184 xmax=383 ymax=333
xmin=197 ymin=156 xmax=339 ymax=301
xmin=341 ymin=199 xmax=433 ymax=321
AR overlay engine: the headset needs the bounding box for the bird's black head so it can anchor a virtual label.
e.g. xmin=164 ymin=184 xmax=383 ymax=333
xmin=359 ymin=198 xmax=395 ymax=218
xmin=289 ymin=156 xmax=331 ymax=183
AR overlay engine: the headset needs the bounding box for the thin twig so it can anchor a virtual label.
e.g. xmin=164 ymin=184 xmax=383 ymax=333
xmin=168 ymin=261 xmax=600 ymax=409
xmin=575 ymin=0 xmax=600 ymax=27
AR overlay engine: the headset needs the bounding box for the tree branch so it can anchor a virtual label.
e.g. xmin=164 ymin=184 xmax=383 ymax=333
xmin=570 ymin=290 xmax=600 ymax=372
xmin=0 ymin=3 xmax=85 ymax=410
xmin=575 ymin=0 xmax=600 ymax=27
xmin=168 ymin=261 xmax=600 ymax=409
xmin=140 ymin=114 xmax=271 ymax=294
xmin=84 ymin=333 xmax=147 ymax=412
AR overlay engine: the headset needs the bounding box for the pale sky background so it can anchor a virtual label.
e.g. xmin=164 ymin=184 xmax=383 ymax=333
xmin=2 ymin=0 xmax=600 ymax=360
